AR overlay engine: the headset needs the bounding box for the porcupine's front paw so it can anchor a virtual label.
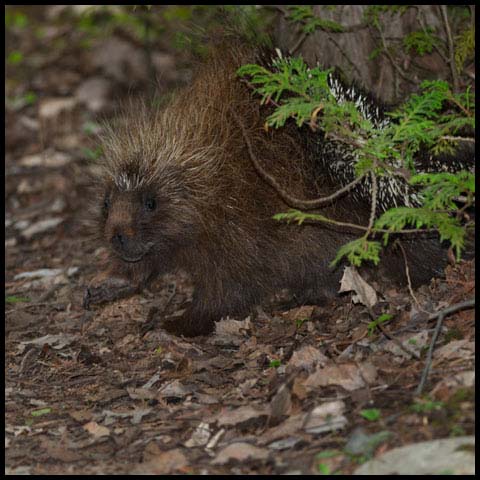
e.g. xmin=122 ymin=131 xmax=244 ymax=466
xmin=83 ymin=275 xmax=139 ymax=310
xmin=160 ymin=308 xmax=216 ymax=337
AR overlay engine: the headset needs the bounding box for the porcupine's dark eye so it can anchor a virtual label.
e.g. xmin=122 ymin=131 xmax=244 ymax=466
xmin=102 ymin=195 xmax=110 ymax=217
xmin=144 ymin=196 xmax=156 ymax=211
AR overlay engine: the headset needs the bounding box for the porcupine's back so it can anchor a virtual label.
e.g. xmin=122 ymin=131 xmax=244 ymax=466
xmin=152 ymin=41 xmax=440 ymax=314
xmin=177 ymin=44 xmax=468 ymax=305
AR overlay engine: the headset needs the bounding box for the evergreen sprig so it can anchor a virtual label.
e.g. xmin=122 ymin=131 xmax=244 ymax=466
xmin=286 ymin=6 xmax=345 ymax=34
xmin=454 ymin=26 xmax=475 ymax=74
xmin=375 ymin=207 xmax=466 ymax=259
xmin=410 ymin=171 xmax=475 ymax=211
xmin=238 ymin=55 xmax=474 ymax=268
xmin=332 ymin=238 xmax=383 ymax=267
xmin=403 ymin=28 xmax=440 ymax=56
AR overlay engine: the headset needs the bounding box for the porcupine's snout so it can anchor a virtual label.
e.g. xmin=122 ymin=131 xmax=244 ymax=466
xmin=109 ymin=230 xmax=145 ymax=262
xmin=103 ymin=192 xmax=153 ymax=263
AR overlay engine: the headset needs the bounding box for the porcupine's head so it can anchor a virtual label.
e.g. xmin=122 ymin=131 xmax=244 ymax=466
xmin=95 ymin=100 xmax=221 ymax=273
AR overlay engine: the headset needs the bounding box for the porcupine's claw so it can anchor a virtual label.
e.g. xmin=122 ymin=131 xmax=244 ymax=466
xmin=82 ymin=277 xmax=139 ymax=309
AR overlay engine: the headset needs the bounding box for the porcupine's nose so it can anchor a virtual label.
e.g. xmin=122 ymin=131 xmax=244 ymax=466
xmin=111 ymin=232 xmax=127 ymax=249
xmin=111 ymin=227 xmax=135 ymax=251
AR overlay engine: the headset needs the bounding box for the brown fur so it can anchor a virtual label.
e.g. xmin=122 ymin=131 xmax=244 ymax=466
xmin=90 ymin=41 xmax=448 ymax=336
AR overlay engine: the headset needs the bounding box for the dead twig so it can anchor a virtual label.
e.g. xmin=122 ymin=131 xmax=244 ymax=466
xmin=395 ymin=239 xmax=424 ymax=311
xmin=366 ymin=169 xmax=378 ymax=236
xmin=412 ymin=5 xmax=450 ymax=65
xmin=440 ymin=135 xmax=475 ymax=144
xmin=376 ymin=24 xmax=418 ymax=87
xmin=230 ymin=107 xmax=369 ymax=210
xmin=416 ymin=298 xmax=475 ymax=395
xmin=290 ymin=31 xmax=308 ymax=56
xmin=439 ymin=5 xmax=460 ymax=91
xmin=377 ymin=323 xmax=421 ymax=360
xmin=326 ymin=33 xmax=363 ymax=79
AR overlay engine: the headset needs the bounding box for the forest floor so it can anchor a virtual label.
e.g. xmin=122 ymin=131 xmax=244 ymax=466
xmin=5 ymin=6 xmax=475 ymax=475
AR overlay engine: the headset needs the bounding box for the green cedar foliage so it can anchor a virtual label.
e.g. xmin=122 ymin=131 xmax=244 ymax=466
xmin=238 ymin=57 xmax=474 ymax=267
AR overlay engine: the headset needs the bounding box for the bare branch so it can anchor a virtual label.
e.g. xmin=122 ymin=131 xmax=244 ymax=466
xmin=395 ymin=239 xmax=423 ymax=310
xmin=377 ymin=25 xmax=418 ymax=86
xmin=366 ymin=169 xmax=378 ymax=235
xmin=326 ymin=33 xmax=362 ymax=79
xmin=441 ymin=135 xmax=475 ymax=144
xmin=416 ymin=298 xmax=475 ymax=395
xmin=230 ymin=107 xmax=368 ymax=210
xmin=439 ymin=5 xmax=460 ymax=91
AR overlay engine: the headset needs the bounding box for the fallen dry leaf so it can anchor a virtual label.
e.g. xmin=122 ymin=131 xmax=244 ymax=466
xmin=382 ymin=331 xmax=429 ymax=360
xmin=184 ymin=422 xmax=212 ymax=448
xmin=339 ymin=266 xmax=378 ymax=308
xmin=20 ymin=333 xmax=77 ymax=351
xmin=39 ymin=97 xmax=77 ymax=119
xmin=269 ymin=383 xmax=292 ymax=424
xmin=140 ymin=448 xmax=188 ymax=474
xmin=126 ymin=387 xmax=157 ymax=401
xmin=103 ymin=408 xmax=152 ymax=426
xmin=69 ymin=410 xmax=93 ymax=423
xmin=282 ymin=305 xmax=315 ymax=323
xmin=214 ymin=316 xmax=251 ymax=336
xmin=83 ymin=421 xmax=110 ymax=438
xmin=213 ymin=405 xmax=268 ymax=430
xmin=304 ymin=362 xmax=377 ymax=391
xmin=212 ymin=442 xmax=269 ymax=465
xmin=304 ymin=400 xmax=348 ymax=434
xmin=433 ymin=339 xmax=475 ymax=361
xmin=259 ymin=413 xmax=305 ymax=445
xmin=287 ymin=345 xmax=328 ymax=372
xmin=158 ymin=379 xmax=194 ymax=400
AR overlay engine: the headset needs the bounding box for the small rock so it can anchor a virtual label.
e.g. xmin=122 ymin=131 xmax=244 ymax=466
xmin=39 ymin=97 xmax=77 ymax=120
xmin=19 ymin=151 xmax=72 ymax=168
xmin=345 ymin=427 xmax=391 ymax=457
xmin=49 ymin=197 xmax=67 ymax=214
xmin=152 ymin=52 xmax=177 ymax=80
xmin=5 ymin=238 xmax=17 ymax=248
xmin=67 ymin=267 xmax=79 ymax=277
xmin=75 ymin=77 xmax=112 ymax=112
xmin=92 ymin=37 xmax=147 ymax=84
xmin=14 ymin=220 xmax=30 ymax=230
xmin=21 ymin=217 xmax=63 ymax=239
xmin=14 ymin=268 xmax=63 ymax=280
xmin=354 ymin=436 xmax=475 ymax=475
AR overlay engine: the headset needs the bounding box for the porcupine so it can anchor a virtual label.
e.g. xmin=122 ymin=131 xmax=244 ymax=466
xmin=83 ymin=40 xmax=474 ymax=336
